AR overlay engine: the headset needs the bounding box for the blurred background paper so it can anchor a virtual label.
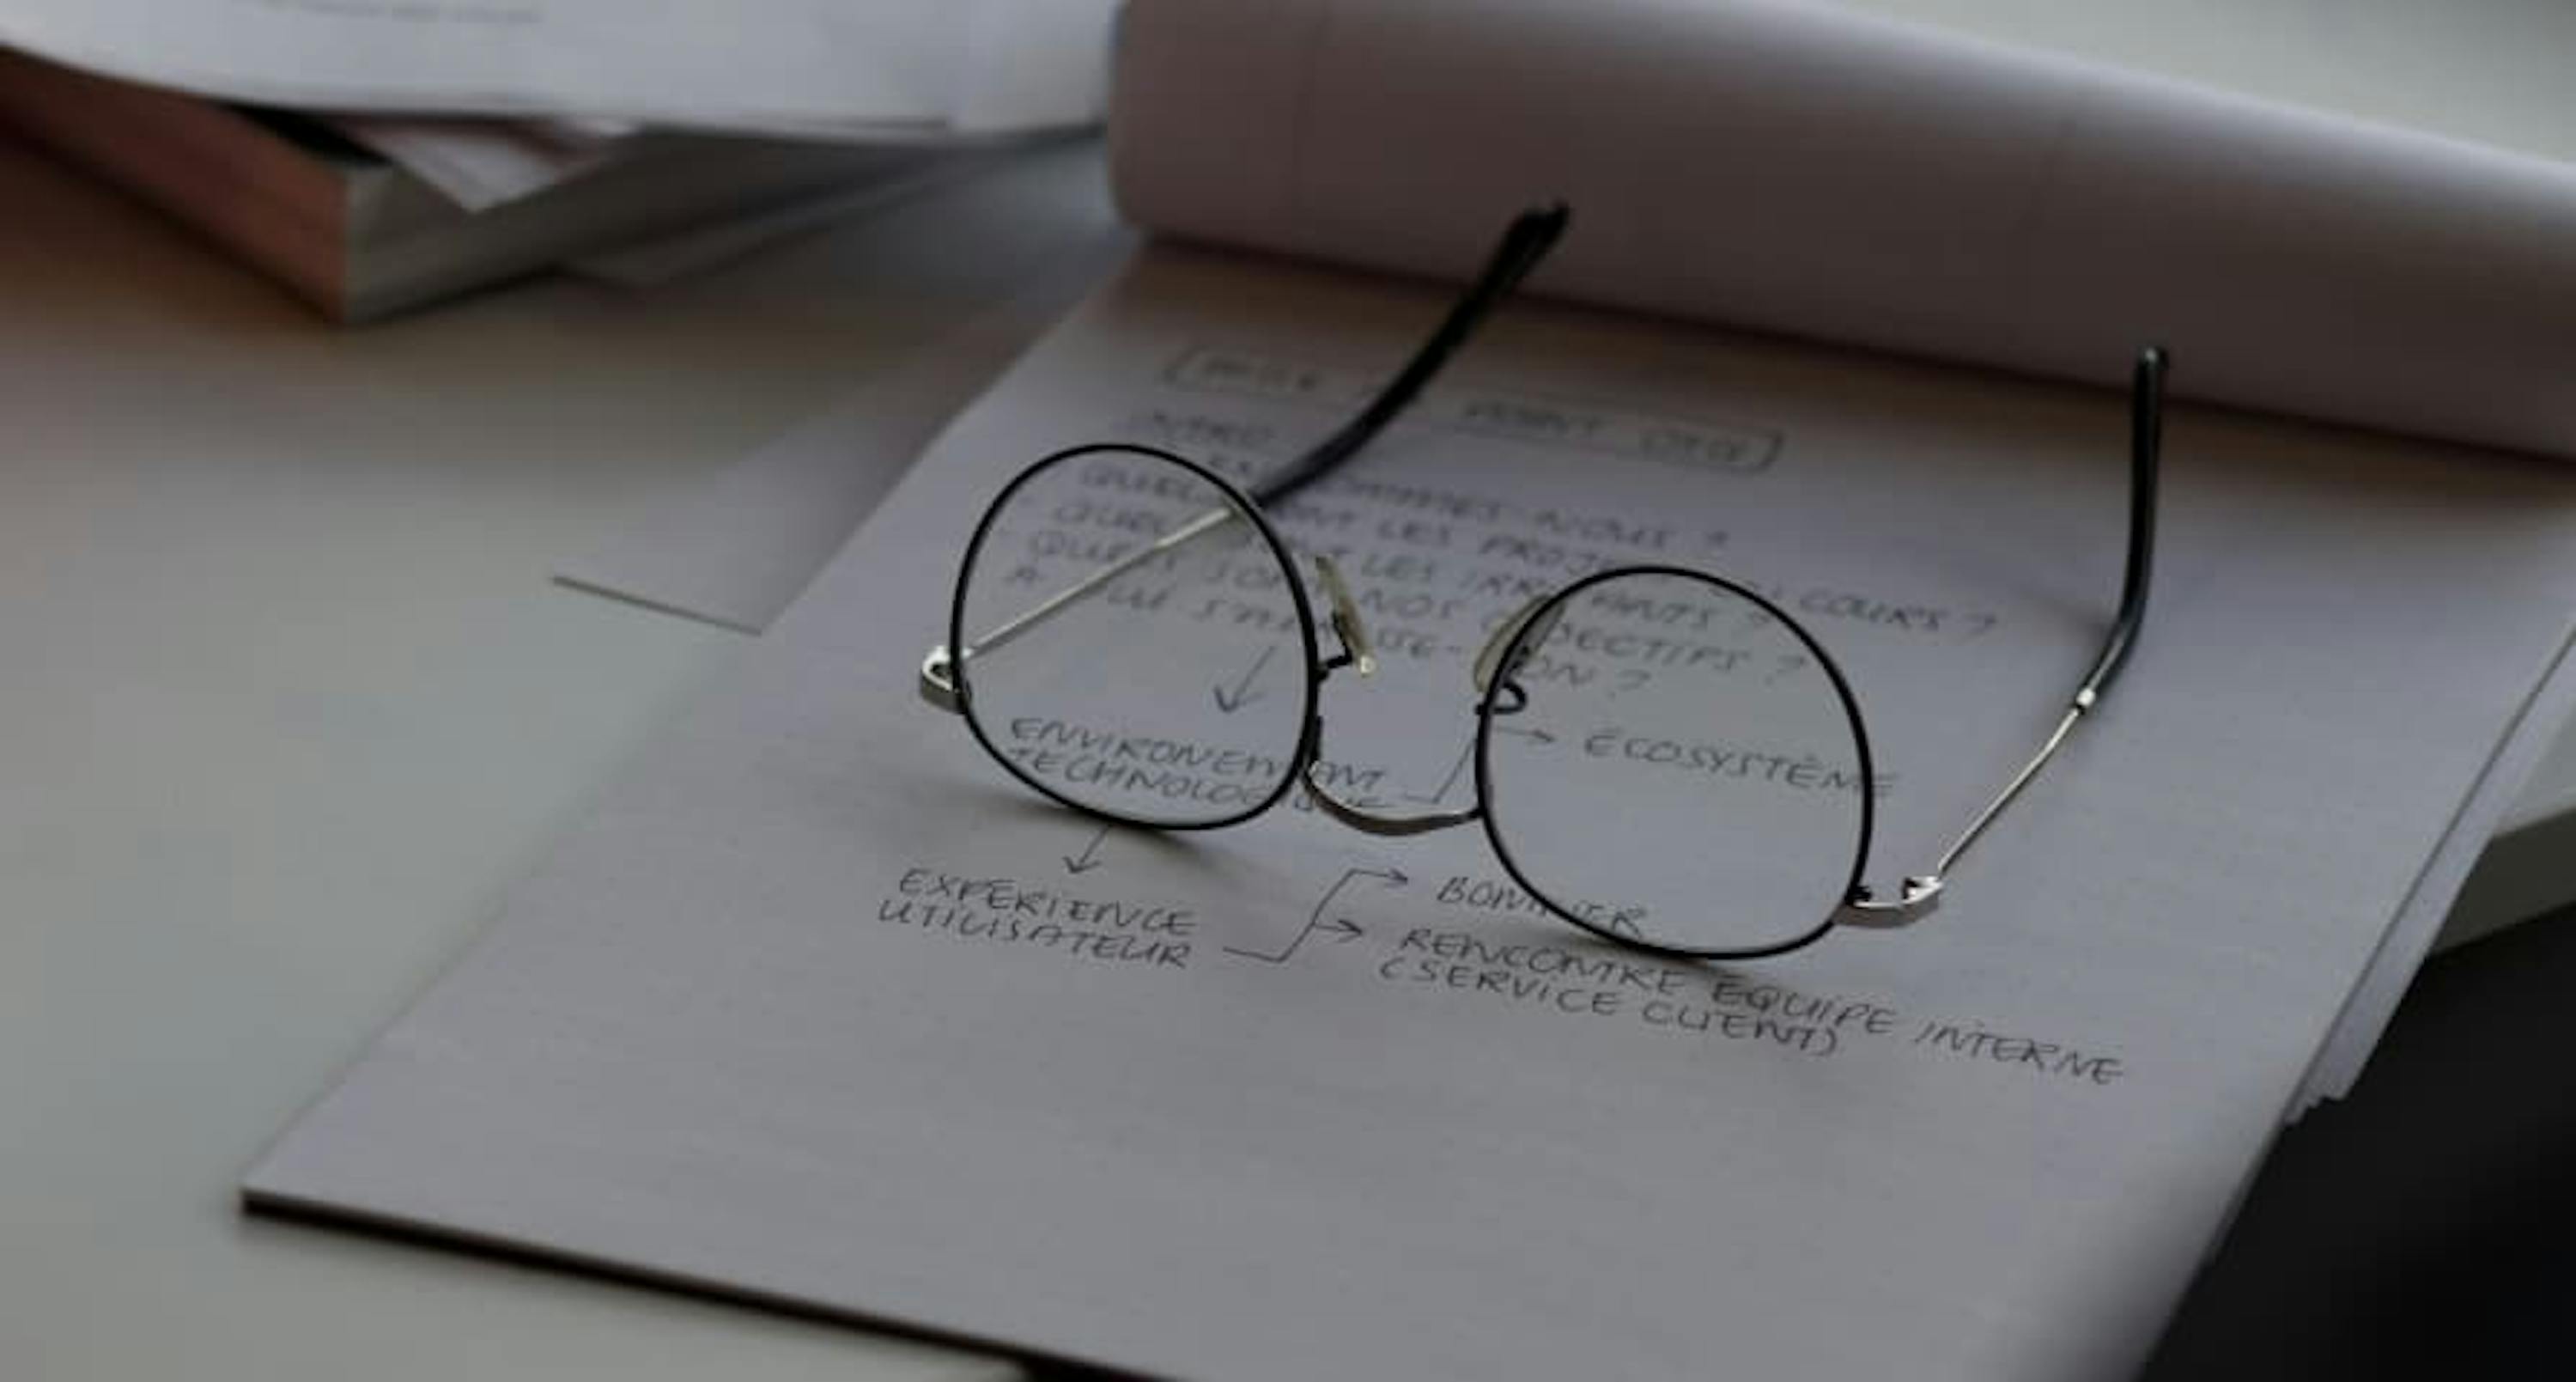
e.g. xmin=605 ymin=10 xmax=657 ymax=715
xmin=327 ymin=116 xmax=632 ymax=213
xmin=0 ymin=0 xmax=1121 ymax=319
xmin=554 ymin=138 xmax=1127 ymax=632
xmin=1113 ymin=0 xmax=2576 ymax=460
xmin=0 ymin=0 xmax=1116 ymax=136
xmin=558 ymin=228 xmax=1127 ymax=632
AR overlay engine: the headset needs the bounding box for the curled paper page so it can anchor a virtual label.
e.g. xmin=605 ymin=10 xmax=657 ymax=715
xmin=1111 ymin=0 xmax=2576 ymax=459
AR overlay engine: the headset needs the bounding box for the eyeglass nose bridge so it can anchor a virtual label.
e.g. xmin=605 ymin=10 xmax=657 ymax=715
xmin=1296 ymin=562 xmax=1580 ymax=839
xmin=1303 ymin=754 xmax=1480 ymax=836
xmin=1471 ymin=591 xmax=1567 ymax=707
xmin=1297 ymin=552 xmax=1485 ymax=837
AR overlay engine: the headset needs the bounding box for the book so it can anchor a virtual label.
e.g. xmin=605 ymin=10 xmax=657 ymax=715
xmin=0 ymin=0 xmax=1116 ymax=138
xmin=0 ymin=49 xmax=945 ymax=321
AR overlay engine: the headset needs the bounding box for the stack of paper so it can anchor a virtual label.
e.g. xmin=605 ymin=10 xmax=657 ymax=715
xmin=0 ymin=1 xmax=1119 ymax=318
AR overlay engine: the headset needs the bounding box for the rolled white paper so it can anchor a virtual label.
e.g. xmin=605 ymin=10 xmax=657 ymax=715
xmin=1112 ymin=0 xmax=2576 ymax=459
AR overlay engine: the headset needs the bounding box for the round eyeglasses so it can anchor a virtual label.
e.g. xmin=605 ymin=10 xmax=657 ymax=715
xmin=918 ymin=204 xmax=2166 ymax=960
xmin=933 ymin=441 xmax=1888 ymax=958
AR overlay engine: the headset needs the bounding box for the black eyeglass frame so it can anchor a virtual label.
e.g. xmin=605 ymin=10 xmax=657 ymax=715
xmin=948 ymin=441 xmax=1331 ymax=835
xmin=1469 ymin=563 xmax=1880 ymax=960
xmin=922 ymin=203 xmax=2168 ymax=962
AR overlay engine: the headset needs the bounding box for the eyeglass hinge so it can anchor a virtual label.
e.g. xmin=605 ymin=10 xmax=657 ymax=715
xmin=1834 ymin=874 xmax=1943 ymax=928
xmin=920 ymin=645 xmax=963 ymax=714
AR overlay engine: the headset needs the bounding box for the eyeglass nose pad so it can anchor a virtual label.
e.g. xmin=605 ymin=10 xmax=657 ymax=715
xmin=1313 ymin=554 xmax=1376 ymax=677
xmin=1472 ymin=593 xmax=1564 ymax=704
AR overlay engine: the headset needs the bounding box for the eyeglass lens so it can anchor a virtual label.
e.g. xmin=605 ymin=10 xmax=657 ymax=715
xmin=1479 ymin=569 xmax=1871 ymax=956
xmin=953 ymin=446 xmax=1311 ymax=828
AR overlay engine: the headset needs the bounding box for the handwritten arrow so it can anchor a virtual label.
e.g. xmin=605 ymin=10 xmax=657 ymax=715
xmin=1403 ymin=743 xmax=1473 ymax=806
xmin=1225 ymin=864 xmax=1406 ymax=964
xmin=1406 ymin=732 xmax=1551 ymax=805
xmin=1062 ymin=822 xmax=1110 ymax=874
xmin=1211 ymin=644 xmax=1277 ymax=715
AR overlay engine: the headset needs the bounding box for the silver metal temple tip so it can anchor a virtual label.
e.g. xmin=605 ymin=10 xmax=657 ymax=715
xmin=1315 ymin=554 xmax=1376 ymax=677
xmin=1833 ymin=874 xmax=1943 ymax=929
xmin=919 ymin=645 xmax=961 ymax=712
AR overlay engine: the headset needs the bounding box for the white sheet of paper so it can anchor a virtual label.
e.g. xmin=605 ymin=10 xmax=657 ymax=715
xmin=554 ymin=142 xmax=1130 ymax=630
xmin=557 ymin=242 xmax=1122 ymax=630
xmin=251 ymin=245 xmax=2576 ymax=1379
xmin=2295 ymin=627 xmax=2576 ymax=1110
xmin=559 ymin=149 xmax=1006 ymax=290
xmin=2439 ymin=721 xmax=2576 ymax=951
xmin=1826 ymin=0 xmax=2576 ymax=168
xmin=331 ymin=115 xmax=626 ymax=212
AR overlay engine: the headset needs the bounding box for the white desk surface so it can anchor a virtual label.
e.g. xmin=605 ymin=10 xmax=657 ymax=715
xmin=0 ymin=134 xmax=1098 ymax=1382
xmin=5 ymin=6 xmax=2573 ymax=1378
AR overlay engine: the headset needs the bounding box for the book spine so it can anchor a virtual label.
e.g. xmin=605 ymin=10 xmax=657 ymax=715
xmin=0 ymin=49 xmax=351 ymax=318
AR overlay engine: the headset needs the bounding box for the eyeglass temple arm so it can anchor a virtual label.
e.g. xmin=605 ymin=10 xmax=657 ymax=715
xmin=1840 ymin=346 xmax=2166 ymax=928
xmin=1249 ymin=204 xmax=1571 ymax=508
xmin=923 ymin=204 xmax=1572 ymax=713
xmin=921 ymin=506 xmax=1237 ymax=711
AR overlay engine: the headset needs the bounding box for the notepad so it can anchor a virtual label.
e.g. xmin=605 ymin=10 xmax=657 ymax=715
xmin=251 ymin=243 xmax=2576 ymax=1380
